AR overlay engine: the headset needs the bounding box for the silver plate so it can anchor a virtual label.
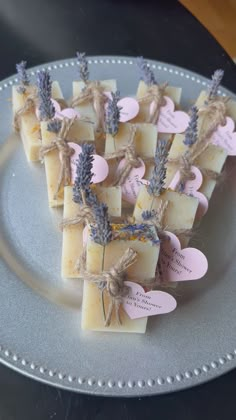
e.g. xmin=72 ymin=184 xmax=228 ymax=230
xmin=0 ymin=56 xmax=236 ymax=397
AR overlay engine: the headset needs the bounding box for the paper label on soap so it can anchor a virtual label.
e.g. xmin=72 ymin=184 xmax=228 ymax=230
xmin=52 ymin=99 xmax=81 ymax=120
xmin=105 ymin=93 xmax=139 ymax=122
xmin=150 ymin=96 xmax=190 ymax=133
xmin=122 ymin=281 xmax=177 ymax=319
xmin=211 ymin=116 xmax=236 ymax=156
xmin=168 ymin=166 xmax=208 ymax=218
xmin=68 ymin=143 xmax=109 ymax=184
xmin=116 ymin=158 xmax=146 ymax=204
xmin=159 ymin=231 xmax=208 ymax=282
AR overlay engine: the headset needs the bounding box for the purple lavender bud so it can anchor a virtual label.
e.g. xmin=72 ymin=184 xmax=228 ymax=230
xmin=105 ymin=91 xmax=121 ymax=136
xmin=16 ymin=61 xmax=30 ymax=93
xmin=73 ymin=143 xmax=95 ymax=203
xmin=47 ymin=119 xmax=62 ymax=133
xmin=137 ymin=56 xmax=157 ymax=86
xmin=90 ymin=202 xmax=112 ymax=246
xmin=37 ymin=70 xmax=55 ymax=121
xmin=76 ymin=52 xmax=89 ymax=83
xmin=207 ymin=69 xmax=224 ymax=101
xmin=183 ymin=106 xmax=198 ymax=147
xmin=147 ymin=139 xmax=169 ymax=196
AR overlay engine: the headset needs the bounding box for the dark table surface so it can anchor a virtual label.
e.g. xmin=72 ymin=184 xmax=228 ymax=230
xmin=1 ymin=0 xmax=236 ymax=419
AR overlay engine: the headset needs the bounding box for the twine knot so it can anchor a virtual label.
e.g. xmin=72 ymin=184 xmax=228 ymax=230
xmin=61 ymin=204 xmax=95 ymax=229
xmin=40 ymin=117 xmax=76 ymax=199
xmin=14 ymin=91 xmax=38 ymax=132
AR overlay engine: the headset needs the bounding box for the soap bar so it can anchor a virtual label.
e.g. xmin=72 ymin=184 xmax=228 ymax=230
xmin=132 ymin=80 xmax=182 ymax=123
xmin=61 ymin=185 xmax=122 ymax=278
xmin=165 ymin=133 xmax=227 ymax=200
xmin=40 ymin=119 xmax=94 ymax=207
xmin=105 ymin=122 xmax=157 ymax=157
xmin=72 ymin=80 xmax=117 ymax=122
xmin=12 ymin=81 xmax=63 ymax=161
xmin=133 ymin=186 xmax=198 ymax=231
xmin=82 ymin=224 xmax=159 ymax=332
xmin=195 ymin=90 xmax=236 ymax=121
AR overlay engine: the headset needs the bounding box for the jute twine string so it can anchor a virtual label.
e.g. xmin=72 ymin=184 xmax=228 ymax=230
xmin=138 ymin=83 xmax=167 ymax=124
xmin=80 ymin=247 xmax=137 ymax=326
xmin=168 ymin=99 xmax=227 ymax=191
xmin=104 ymin=125 xmax=141 ymax=186
xmin=14 ymin=90 xmax=38 ymax=132
xmin=61 ymin=187 xmax=95 ymax=230
xmin=71 ymin=81 xmax=107 ymax=132
xmin=40 ymin=117 xmax=76 ymax=199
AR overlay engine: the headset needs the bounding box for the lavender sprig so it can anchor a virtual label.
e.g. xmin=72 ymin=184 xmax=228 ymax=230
xmin=147 ymin=139 xmax=169 ymax=197
xmin=73 ymin=143 xmax=95 ymax=204
xmin=91 ymin=202 xmax=112 ymax=246
xmin=47 ymin=119 xmax=62 ymax=133
xmin=141 ymin=209 xmax=157 ymax=221
xmin=16 ymin=61 xmax=30 ymax=94
xmin=105 ymin=91 xmax=121 ymax=136
xmin=137 ymin=56 xmax=157 ymax=86
xmin=207 ymin=69 xmax=224 ymax=102
xmin=76 ymin=52 xmax=89 ymax=83
xmin=183 ymin=106 xmax=198 ymax=147
xmin=37 ymin=70 xmax=55 ymax=121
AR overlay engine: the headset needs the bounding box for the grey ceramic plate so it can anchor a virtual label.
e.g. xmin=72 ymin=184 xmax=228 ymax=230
xmin=0 ymin=56 xmax=236 ymax=397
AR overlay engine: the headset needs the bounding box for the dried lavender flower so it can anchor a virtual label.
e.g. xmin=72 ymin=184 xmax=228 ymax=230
xmin=37 ymin=70 xmax=55 ymax=121
xmin=47 ymin=119 xmax=62 ymax=133
xmin=207 ymin=69 xmax=224 ymax=101
xmin=73 ymin=143 xmax=94 ymax=203
xmin=183 ymin=106 xmax=198 ymax=147
xmin=137 ymin=56 xmax=157 ymax=86
xmin=105 ymin=91 xmax=121 ymax=136
xmin=147 ymin=139 xmax=169 ymax=197
xmin=90 ymin=202 xmax=112 ymax=246
xmin=141 ymin=209 xmax=157 ymax=221
xmin=16 ymin=61 xmax=30 ymax=94
xmin=76 ymin=52 xmax=89 ymax=83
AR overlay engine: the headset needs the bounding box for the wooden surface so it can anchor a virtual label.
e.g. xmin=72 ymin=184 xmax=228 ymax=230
xmin=180 ymin=0 xmax=236 ymax=59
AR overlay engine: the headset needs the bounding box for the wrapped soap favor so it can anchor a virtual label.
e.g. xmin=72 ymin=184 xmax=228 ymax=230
xmin=12 ymin=61 xmax=64 ymax=161
xmin=132 ymin=57 xmax=183 ymax=128
xmin=61 ymin=143 xmax=122 ymax=278
xmin=71 ymin=52 xmax=117 ymax=144
xmin=39 ymin=70 xmax=95 ymax=208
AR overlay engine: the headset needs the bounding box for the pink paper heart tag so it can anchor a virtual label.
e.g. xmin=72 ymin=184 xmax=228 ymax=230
xmin=116 ymin=158 xmax=146 ymax=204
xmin=68 ymin=143 xmax=109 ymax=184
xmin=105 ymin=93 xmax=139 ymax=122
xmin=211 ymin=116 xmax=236 ymax=156
xmin=169 ymin=166 xmax=208 ymax=219
xmin=159 ymin=231 xmax=208 ymax=282
xmin=122 ymin=281 xmax=177 ymax=319
xmin=150 ymin=96 xmax=190 ymax=133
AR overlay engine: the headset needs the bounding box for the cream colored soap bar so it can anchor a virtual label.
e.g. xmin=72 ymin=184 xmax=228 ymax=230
xmin=132 ymin=80 xmax=182 ymax=123
xmin=61 ymin=185 xmax=122 ymax=278
xmin=12 ymin=82 xmax=63 ymax=161
xmin=195 ymin=90 xmax=236 ymax=121
xmin=165 ymin=134 xmax=227 ymax=200
xmin=40 ymin=119 xmax=94 ymax=207
xmin=82 ymin=225 xmax=159 ymax=332
xmin=72 ymin=80 xmax=117 ymax=121
xmin=133 ymin=186 xmax=198 ymax=231
xmin=105 ymin=122 xmax=157 ymax=157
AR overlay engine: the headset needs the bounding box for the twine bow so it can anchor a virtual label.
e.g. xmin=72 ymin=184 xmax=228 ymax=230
xmin=71 ymin=81 xmax=107 ymax=132
xmin=61 ymin=204 xmax=95 ymax=229
xmin=138 ymin=83 xmax=167 ymax=124
xmin=82 ymin=247 xmax=137 ymax=326
xmin=104 ymin=125 xmax=141 ymax=186
xmin=14 ymin=90 xmax=38 ymax=132
xmin=40 ymin=117 xmax=76 ymax=199
xmin=168 ymin=98 xmax=227 ymax=191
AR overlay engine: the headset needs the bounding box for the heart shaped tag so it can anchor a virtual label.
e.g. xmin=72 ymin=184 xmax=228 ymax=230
xmin=68 ymin=143 xmax=109 ymax=184
xmin=52 ymin=99 xmax=81 ymax=120
xmin=159 ymin=231 xmax=208 ymax=282
xmin=150 ymin=96 xmax=190 ymax=133
xmin=122 ymin=281 xmax=177 ymax=319
xmin=169 ymin=166 xmax=208 ymax=219
xmin=211 ymin=116 xmax=236 ymax=156
xmin=105 ymin=93 xmax=139 ymax=122
xmin=116 ymin=158 xmax=146 ymax=204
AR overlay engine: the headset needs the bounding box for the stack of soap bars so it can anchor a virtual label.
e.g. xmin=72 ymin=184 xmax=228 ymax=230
xmin=12 ymin=55 xmax=236 ymax=334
